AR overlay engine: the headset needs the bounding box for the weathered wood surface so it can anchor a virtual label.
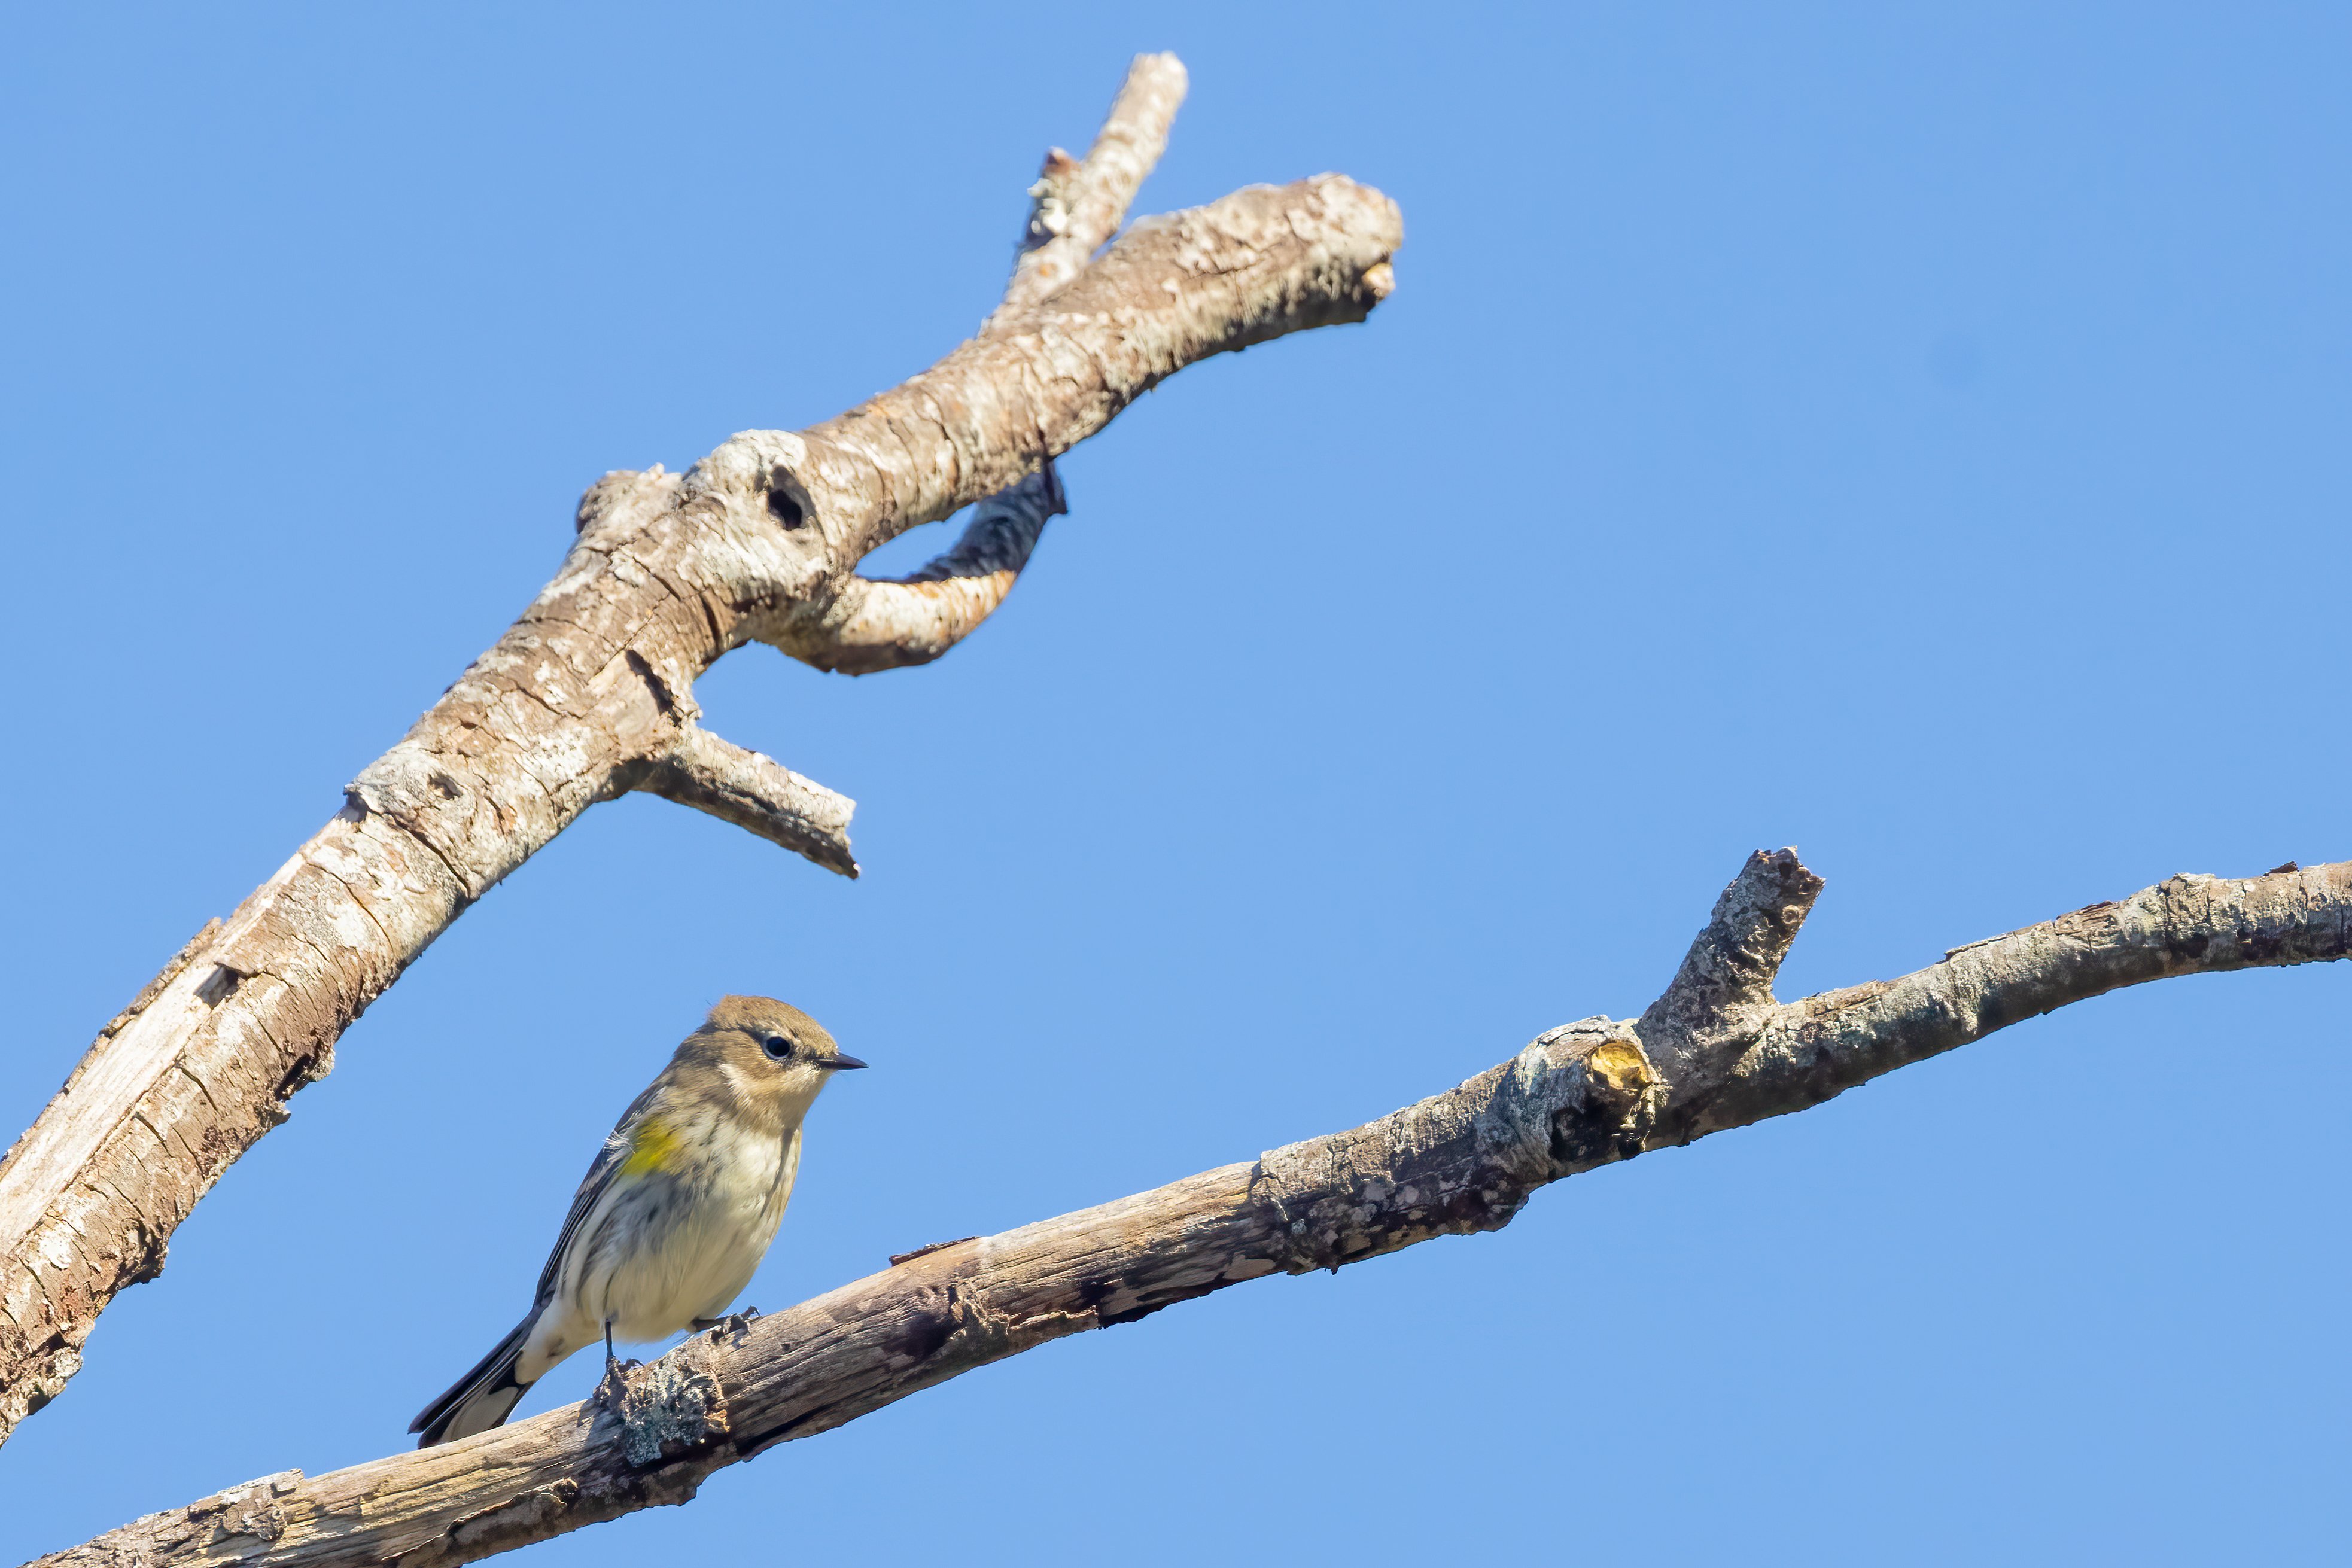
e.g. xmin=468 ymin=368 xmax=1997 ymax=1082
xmin=40 ymin=852 xmax=2349 ymax=1568
xmin=0 ymin=55 xmax=1402 ymax=1448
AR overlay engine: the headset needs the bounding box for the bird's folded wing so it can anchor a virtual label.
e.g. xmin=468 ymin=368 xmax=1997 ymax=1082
xmin=531 ymin=1083 xmax=659 ymax=1305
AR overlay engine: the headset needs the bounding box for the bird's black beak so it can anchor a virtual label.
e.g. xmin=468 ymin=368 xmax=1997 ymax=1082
xmin=827 ymin=1054 xmax=869 ymax=1071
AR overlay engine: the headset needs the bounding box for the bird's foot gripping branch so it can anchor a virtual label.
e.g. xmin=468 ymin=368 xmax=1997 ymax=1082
xmin=43 ymin=848 xmax=2350 ymax=1568
xmin=0 ymin=51 xmax=1402 ymax=1450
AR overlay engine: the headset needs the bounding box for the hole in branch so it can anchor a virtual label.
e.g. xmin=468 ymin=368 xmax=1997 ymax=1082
xmin=767 ymin=489 xmax=805 ymax=528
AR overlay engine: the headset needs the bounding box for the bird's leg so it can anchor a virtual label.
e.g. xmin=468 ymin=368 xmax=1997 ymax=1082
xmin=693 ymin=1305 xmax=762 ymax=1341
xmin=595 ymin=1316 xmax=640 ymax=1409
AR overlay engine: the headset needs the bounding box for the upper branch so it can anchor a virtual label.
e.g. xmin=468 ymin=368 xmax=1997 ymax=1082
xmin=796 ymin=464 xmax=1066 ymax=675
xmin=51 ymin=853 xmax=2348 ymax=1568
xmin=804 ymin=53 xmax=1185 ymax=674
xmin=986 ymin=52 xmax=1188 ymax=328
xmin=0 ymin=50 xmax=1402 ymax=1448
xmin=748 ymin=173 xmax=1402 ymax=590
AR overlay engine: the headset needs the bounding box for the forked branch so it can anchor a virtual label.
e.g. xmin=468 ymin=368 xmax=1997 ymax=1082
xmin=986 ymin=52 xmax=1189 ymax=328
xmin=0 ymin=54 xmax=1402 ymax=1446
xmin=793 ymin=50 xmax=1176 ymax=674
xmin=799 ymin=462 xmax=1067 ymax=675
xmin=48 ymin=852 xmax=2347 ymax=1568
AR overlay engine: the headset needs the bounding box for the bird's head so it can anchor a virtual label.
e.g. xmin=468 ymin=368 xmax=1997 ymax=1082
xmin=676 ymin=994 xmax=867 ymax=1125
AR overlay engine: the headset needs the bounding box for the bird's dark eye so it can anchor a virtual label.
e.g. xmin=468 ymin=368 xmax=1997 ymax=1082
xmin=761 ymin=1034 xmax=792 ymax=1061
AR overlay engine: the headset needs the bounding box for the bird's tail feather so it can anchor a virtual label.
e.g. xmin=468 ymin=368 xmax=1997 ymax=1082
xmin=411 ymin=1311 xmax=537 ymax=1447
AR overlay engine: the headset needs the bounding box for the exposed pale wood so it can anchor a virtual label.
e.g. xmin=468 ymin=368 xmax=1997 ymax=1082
xmin=0 ymin=57 xmax=1404 ymax=1445
xmin=44 ymin=852 xmax=2348 ymax=1568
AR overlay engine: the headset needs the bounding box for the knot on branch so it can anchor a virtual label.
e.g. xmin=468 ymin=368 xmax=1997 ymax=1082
xmin=574 ymin=465 xmax=681 ymax=538
xmin=182 ymin=1470 xmax=302 ymax=1550
xmin=942 ymin=1278 xmax=1091 ymax=1362
xmin=610 ymin=1352 xmax=730 ymax=1468
xmin=446 ymin=1481 xmax=582 ymax=1555
xmin=682 ymin=430 xmax=809 ymax=507
xmin=676 ymin=430 xmax=830 ymax=572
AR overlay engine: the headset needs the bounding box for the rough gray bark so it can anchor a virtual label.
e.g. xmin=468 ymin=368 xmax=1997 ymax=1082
xmin=0 ymin=55 xmax=1402 ymax=1448
xmin=39 ymin=851 xmax=2349 ymax=1568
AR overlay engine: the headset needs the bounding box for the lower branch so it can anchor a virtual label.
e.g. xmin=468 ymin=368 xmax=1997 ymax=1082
xmin=47 ymin=852 xmax=2348 ymax=1568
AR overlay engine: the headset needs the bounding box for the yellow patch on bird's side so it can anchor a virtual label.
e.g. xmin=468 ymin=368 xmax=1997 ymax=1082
xmin=622 ymin=1116 xmax=683 ymax=1177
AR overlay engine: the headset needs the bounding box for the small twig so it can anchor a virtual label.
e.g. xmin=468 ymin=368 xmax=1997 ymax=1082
xmin=805 ymin=50 xmax=1183 ymax=673
xmin=986 ymin=53 xmax=1188 ymax=329
xmin=630 ymin=726 xmax=857 ymax=878
xmin=1637 ymin=847 xmax=1824 ymax=1094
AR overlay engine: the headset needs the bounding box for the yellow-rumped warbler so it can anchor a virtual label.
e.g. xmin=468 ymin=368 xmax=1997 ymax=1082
xmin=409 ymin=996 xmax=866 ymax=1447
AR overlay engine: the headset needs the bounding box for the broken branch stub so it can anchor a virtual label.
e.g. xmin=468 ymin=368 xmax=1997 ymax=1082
xmin=628 ymin=726 xmax=859 ymax=878
xmin=47 ymin=852 xmax=2349 ymax=1568
xmin=1637 ymin=847 xmax=1825 ymax=1114
xmin=0 ymin=52 xmax=1404 ymax=1447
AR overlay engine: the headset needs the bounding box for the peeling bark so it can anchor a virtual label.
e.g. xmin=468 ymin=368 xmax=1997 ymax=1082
xmin=0 ymin=55 xmax=1404 ymax=1446
xmin=41 ymin=852 xmax=2350 ymax=1568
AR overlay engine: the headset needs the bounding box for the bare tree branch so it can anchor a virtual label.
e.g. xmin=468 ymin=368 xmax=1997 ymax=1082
xmin=771 ymin=153 xmax=1401 ymax=677
xmin=626 ymin=725 xmax=858 ymax=878
xmin=44 ymin=852 xmax=2347 ymax=1568
xmin=985 ymin=52 xmax=1189 ymax=330
xmin=1638 ymin=847 xmax=1824 ymax=1092
xmin=798 ymin=463 xmax=1066 ymax=674
xmin=0 ymin=59 xmax=1404 ymax=1445
xmin=795 ymin=55 xmax=1177 ymax=674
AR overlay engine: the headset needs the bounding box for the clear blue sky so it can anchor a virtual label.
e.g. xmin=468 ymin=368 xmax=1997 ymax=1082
xmin=4 ymin=4 xmax=2347 ymax=1563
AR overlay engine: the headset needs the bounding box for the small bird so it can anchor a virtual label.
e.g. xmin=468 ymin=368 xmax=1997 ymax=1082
xmin=410 ymin=996 xmax=866 ymax=1447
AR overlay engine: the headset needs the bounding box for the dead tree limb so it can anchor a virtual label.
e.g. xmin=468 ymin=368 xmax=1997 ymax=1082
xmin=41 ymin=852 xmax=2349 ymax=1568
xmin=0 ymin=53 xmax=1402 ymax=1447
xmin=985 ymin=53 xmax=1190 ymax=330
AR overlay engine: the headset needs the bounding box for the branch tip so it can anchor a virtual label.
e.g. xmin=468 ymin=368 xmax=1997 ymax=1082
xmin=1638 ymin=848 xmax=1822 ymax=1075
xmin=634 ymin=726 xmax=857 ymax=878
xmin=987 ymin=51 xmax=1189 ymax=328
